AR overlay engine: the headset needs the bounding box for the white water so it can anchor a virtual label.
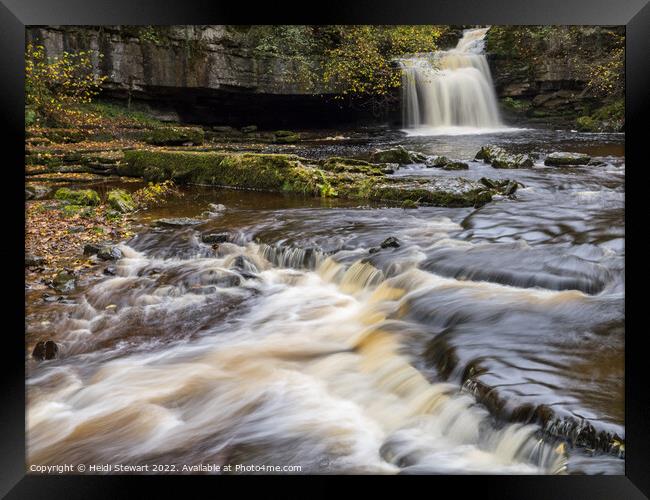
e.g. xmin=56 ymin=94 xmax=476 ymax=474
xmin=27 ymin=238 xmax=569 ymax=474
xmin=399 ymin=27 xmax=507 ymax=134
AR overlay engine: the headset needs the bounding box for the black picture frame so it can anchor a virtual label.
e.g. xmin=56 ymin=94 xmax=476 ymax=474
xmin=2 ymin=0 xmax=647 ymax=497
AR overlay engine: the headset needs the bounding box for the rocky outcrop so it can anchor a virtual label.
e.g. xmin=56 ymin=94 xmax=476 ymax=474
xmin=121 ymin=150 xmax=515 ymax=208
xmin=485 ymin=26 xmax=624 ymax=130
xmin=26 ymin=26 xmax=369 ymax=128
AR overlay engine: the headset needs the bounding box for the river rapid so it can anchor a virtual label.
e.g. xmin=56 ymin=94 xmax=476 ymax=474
xmin=26 ymin=128 xmax=624 ymax=475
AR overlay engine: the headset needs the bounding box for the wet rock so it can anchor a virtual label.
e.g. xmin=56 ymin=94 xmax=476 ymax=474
xmin=231 ymin=255 xmax=258 ymax=274
xmin=188 ymin=285 xmax=219 ymax=295
xmin=370 ymin=146 xmax=413 ymax=165
xmin=479 ymin=177 xmax=497 ymax=189
xmin=430 ymin=156 xmax=450 ymax=168
xmin=154 ymin=217 xmax=203 ymax=228
xmin=32 ymin=340 xmax=59 ymax=361
xmin=97 ymin=245 xmax=122 ymax=261
xmin=241 ymin=125 xmax=258 ymax=133
xmin=380 ymin=236 xmax=401 ymax=249
xmin=409 ymin=151 xmax=428 ymax=163
xmin=83 ymin=243 xmax=103 ymax=256
xmin=107 ymin=189 xmax=135 ymax=213
xmin=25 ymin=254 xmax=45 ymax=267
xmin=441 ymin=161 xmax=469 ymax=171
xmin=54 ymin=187 xmax=100 ymax=206
xmin=504 ymin=180 xmax=518 ymax=196
xmin=201 ymin=232 xmax=230 ymax=244
xmin=52 ymin=271 xmax=75 ymax=293
xmin=103 ymin=265 xmax=117 ymax=276
xmin=544 ymin=152 xmax=591 ymax=166
xmin=204 ymin=203 xmax=226 ymax=217
xmin=475 ymin=145 xmax=534 ymax=169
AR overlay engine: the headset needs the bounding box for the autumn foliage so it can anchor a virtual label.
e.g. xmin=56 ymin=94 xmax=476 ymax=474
xmin=25 ymin=43 xmax=107 ymax=128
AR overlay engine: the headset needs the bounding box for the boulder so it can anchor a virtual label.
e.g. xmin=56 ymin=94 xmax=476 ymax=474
xmin=544 ymin=152 xmax=591 ymax=166
xmin=430 ymin=156 xmax=450 ymax=168
xmin=380 ymin=236 xmax=401 ymax=249
xmin=475 ymin=145 xmax=534 ymax=169
xmin=107 ymin=189 xmax=136 ymax=213
xmin=97 ymin=245 xmax=123 ymax=261
xmin=201 ymin=232 xmax=230 ymax=244
xmin=32 ymin=340 xmax=59 ymax=360
xmin=54 ymin=188 xmax=100 ymax=206
xmin=83 ymin=243 xmax=104 ymax=256
xmin=52 ymin=271 xmax=75 ymax=293
xmin=370 ymin=146 xmax=413 ymax=165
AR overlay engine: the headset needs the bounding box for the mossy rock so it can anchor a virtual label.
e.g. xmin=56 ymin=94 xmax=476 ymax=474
xmin=370 ymin=146 xmax=413 ymax=165
xmin=107 ymin=189 xmax=136 ymax=213
xmin=144 ymin=127 xmax=205 ymax=146
xmin=273 ymin=131 xmax=301 ymax=144
xmin=544 ymin=152 xmax=591 ymax=166
xmin=475 ymin=145 xmax=534 ymax=169
xmin=54 ymin=188 xmax=100 ymax=206
xmin=123 ymin=150 xmax=500 ymax=208
xmin=441 ymin=161 xmax=469 ymax=171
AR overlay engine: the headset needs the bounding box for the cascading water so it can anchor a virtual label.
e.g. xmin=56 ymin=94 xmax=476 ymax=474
xmin=399 ymin=27 xmax=504 ymax=132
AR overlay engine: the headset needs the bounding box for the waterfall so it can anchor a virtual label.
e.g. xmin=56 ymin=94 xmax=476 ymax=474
xmin=399 ymin=27 xmax=503 ymax=132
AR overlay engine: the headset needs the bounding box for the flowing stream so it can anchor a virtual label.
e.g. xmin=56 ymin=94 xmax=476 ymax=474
xmin=399 ymin=27 xmax=504 ymax=133
xmin=26 ymin=129 xmax=624 ymax=475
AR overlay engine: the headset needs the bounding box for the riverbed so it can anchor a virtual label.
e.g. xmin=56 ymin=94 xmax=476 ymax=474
xmin=25 ymin=128 xmax=625 ymax=474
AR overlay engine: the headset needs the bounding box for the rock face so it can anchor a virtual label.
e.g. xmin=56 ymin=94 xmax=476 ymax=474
xmin=485 ymin=26 xmax=624 ymax=130
xmin=25 ymin=26 xmax=376 ymax=127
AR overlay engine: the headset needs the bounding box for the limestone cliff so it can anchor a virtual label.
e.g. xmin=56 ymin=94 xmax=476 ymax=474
xmin=485 ymin=26 xmax=624 ymax=130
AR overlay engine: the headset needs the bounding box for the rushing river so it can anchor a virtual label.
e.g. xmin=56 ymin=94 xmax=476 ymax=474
xmin=25 ymin=129 xmax=624 ymax=474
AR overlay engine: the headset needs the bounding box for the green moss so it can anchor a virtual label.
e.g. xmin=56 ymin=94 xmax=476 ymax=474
xmin=107 ymin=189 xmax=136 ymax=213
xmin=401 ymin=199 xmax=419 ymax=209
xmin=144 ymin=127 xmax=205 ymax=146
xmin=60 ymin=204 xmax=84 ymax=217
xmin=54 ymin=188 xmax=100 ymax=206
xmin=123 ymin=150 xmax=497 ymax=207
